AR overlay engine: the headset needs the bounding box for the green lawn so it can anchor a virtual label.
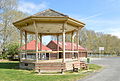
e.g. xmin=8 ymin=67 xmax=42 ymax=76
xmin=0 ymin=61 xmax=102 ymax=81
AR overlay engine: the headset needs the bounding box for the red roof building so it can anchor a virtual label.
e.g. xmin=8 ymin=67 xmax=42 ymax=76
xmin=20 ymin=40 xmax=87 ymax=60
xmin=47 ymin=40 xmax=86 ymax=51
xmin=47 ymin=40 xmax=87 ymax=59
xmin=20 ymin=40 xmax=51 ymax=51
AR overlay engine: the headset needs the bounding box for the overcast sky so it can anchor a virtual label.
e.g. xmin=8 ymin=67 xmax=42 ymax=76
xmin=17 ymin=0 xmax=120 ymax=44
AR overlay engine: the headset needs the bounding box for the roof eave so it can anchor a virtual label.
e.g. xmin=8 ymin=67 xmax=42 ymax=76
xmin=67 ymin=17 xmax=85 ymax=27
xmin=69 ymin=17 xmax=85 ymax=25
xmin=13 ymin=16 xmax=69 ymax=27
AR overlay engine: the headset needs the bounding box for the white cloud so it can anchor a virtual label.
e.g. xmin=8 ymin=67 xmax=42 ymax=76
xmin=70 ymin=13 xmax=120 ymax=38
xmin=80 ymin=13 xmax=103 ymax=21
xmin=106 ymin=27 xmax=120 ymax=38
xmin=18 ymin=1 xmax=48 ymax=14
xmin=69 ymin=12 xmax=120 ymax=38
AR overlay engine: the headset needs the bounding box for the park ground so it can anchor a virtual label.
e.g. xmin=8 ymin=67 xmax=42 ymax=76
xmin=0 ymin=60 xmax=101 ymax=81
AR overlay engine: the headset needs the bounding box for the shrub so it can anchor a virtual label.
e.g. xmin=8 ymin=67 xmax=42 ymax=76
xmin=5 ymin=42 xmax=20 ymax=60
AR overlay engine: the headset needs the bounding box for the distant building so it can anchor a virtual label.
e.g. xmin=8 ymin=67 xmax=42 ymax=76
xmin=47 ymin=40 xmax=87 ymax=59
xmin=20 ymin=40 xmax=87 ymax=60
xmin=20 ymin=40 xmax=51 ymax=51
xmin=20 ymin=40 xmax=52 ymax=60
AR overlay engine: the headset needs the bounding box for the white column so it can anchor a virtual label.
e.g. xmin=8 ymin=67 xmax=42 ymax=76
xmin=25 ymin=31 xmax=27 ymax=59
xmin=62 ymin=22 xmax=66 ymax=63
xmin=71 ymin=32 xmax=74 ymax=58
xmin=40 ymin=34 xmax=42 ymax=51
xmin=40 ymin=34 xmax=42 ymax=60
xmin=34 ymin=21 xmax=39 ymax=63
xmin=38 ymin=34 xmax=42 ymax=60
xmin=76 ymin=29 xmax=80 ymax=61
xmin=20 ymin=30 xmax=23 ymax=61
xmin=49 ymin=53 xmax=50 ymax=60
xmin=57 ymin=35 xmax=59 ymax=59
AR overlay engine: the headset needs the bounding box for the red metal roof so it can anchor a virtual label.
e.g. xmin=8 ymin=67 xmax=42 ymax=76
xmin=48 ymin=40 xmax=87 ymax=51
xmin=20 ymin=40 xmax=51 ymax=51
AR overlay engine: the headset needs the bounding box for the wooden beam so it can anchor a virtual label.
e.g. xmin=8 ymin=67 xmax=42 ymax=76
xmin=25 ymin=31 xmax=27 ymax=59
xmin=18 ymin=29 xmax=78 ymax=36
xmin=20 ymin=30 xmax=23 ymax=47
xmin=26 ymin=51 xmax=79 ymax=54
xmin=76 ymin=29 xmax=80 ymax=61
xmin=13 ymin=16 xmax=85 ymax=28
xmin=33 ymin=21 xmax=39 ymax=63
xmin=71 ymin=31 xmax=74 ymax=58
xmin=27 ymin=51 xmax=60 ymax=54
xmin=49 ymin=53 xmax=50 ymax=60
xmin=39 ymin=34 xmax=42 ymax=51
xmin=38 ymin=34 xmax=42 ymax=60
xmin=76 ymin=30 xmax=79 ymax=52
xmin=20 ymin=30 xmax=23 ymax=61
xmin=13 ymin=16 xmax=67 ymax=26
xmin=40 ymin=34 xmax=42 ymax=60
xmin=57 ymin=35 xmax=59 ymax=59
xmin=62 ymin=22 xmax=66 ymax=63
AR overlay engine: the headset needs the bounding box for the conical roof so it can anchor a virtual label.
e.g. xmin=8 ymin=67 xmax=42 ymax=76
xmin=13 ymin=9 xmax=85 ymax=35
xmin=32 ymin=9 xmax=68 ymax=17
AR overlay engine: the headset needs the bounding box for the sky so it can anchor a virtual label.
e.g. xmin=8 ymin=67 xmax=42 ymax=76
xmin=17 ymin=0 xmax=120 ymax=44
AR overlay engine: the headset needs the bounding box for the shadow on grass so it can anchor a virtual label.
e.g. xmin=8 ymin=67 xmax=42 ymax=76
xmin=0 ymin=62 xmax=19 ymax=69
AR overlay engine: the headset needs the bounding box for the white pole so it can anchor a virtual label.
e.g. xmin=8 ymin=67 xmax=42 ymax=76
xmin=20 ymin=30 xmax=23 ymax=61
xmin=57 ymin=35 xmax=59 ymax=59
xmin=62 ymin=22 xmax=66 ymax=63
xmin=71 ymin=32 xmax=74 ymax=58
xmin=34 ymin=21 xmax=39 ymax=63
xmin=76 ymin=29 xmax=80 ymax=61
xmin=25 ymin=31 xmax=27 ymax=59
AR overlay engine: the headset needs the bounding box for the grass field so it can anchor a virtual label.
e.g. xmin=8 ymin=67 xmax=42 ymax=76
xmin=0 ymin=61 xmax=102 ymax=81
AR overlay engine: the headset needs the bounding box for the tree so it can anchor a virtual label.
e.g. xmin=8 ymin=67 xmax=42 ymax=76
xmin=5 ymin=42 xmax=20 ymax=60
xmin=0 ymin=0 xmax=28 ymax=59
xmin=0 ymin=0 xmax=27 ymax=53
xmin=79 ymin=28 xmax=120 ymax=56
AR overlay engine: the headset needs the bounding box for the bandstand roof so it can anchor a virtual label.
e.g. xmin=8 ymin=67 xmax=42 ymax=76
xmin=13 ymin=9 xmax=85 ymax=35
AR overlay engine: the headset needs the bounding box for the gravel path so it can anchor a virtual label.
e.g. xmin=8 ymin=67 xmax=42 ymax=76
xmin=78 ymin=57 xmax=120 ymax=81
